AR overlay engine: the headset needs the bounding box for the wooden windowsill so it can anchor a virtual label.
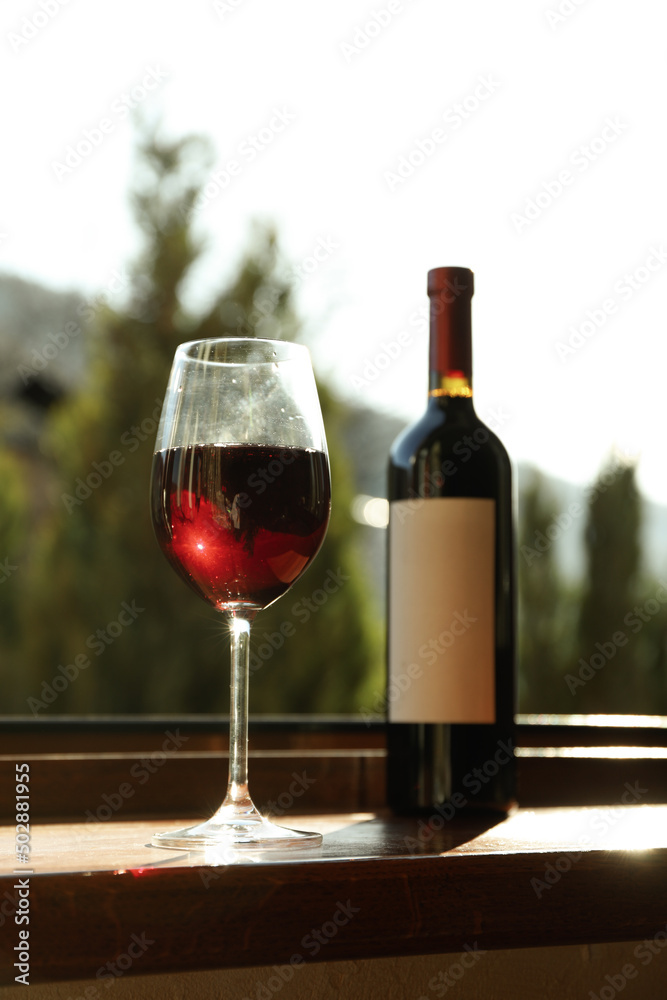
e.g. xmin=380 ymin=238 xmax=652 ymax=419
xmin=2 ymin=805 xmax=667 ymax=985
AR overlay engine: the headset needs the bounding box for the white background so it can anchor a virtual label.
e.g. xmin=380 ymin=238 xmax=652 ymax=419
xmin=1 ymin=0 xmax=665 ymax=502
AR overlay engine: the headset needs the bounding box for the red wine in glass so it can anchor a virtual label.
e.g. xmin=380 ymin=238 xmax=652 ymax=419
xmin=151 ymin=443 xmax=330 ymax=612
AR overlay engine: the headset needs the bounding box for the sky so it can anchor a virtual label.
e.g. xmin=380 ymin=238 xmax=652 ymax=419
xmin=1 ymin=0 xmax=666 ymax=504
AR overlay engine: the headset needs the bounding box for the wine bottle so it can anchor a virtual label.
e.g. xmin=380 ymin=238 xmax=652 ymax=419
xmin=386 ymin=266 xmax=516 ymax=815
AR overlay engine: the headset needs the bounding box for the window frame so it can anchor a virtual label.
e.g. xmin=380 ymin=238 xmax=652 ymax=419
xmin=3 ymin=712 xmax=667 ymax=821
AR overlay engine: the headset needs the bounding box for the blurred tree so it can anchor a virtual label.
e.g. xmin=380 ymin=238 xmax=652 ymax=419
xmin=573 ymin=457 xmax=642 ymax=713
xmin=18 ymin=131 xmax=382 ymax=716
xmin=645 ymin=615 xmax=667 ymax=713
xmin=518 ymin=467 xmax=577 ymax=713
xmin=0 ymin=441 xmax=30 ymax=710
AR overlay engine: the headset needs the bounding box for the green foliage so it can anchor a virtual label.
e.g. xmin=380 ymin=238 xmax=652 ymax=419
xmin=0 ymin=441 xmax=30 ymax=709
xmin=518 ymin=456 xmax=667 ymax=716
xmin=10 ymin=131 xmax=382 ymax=717
xmin=518 ymin=468 xmax=577 ymax=713
xmin=574 ymin=457 xmax=666 ymax=714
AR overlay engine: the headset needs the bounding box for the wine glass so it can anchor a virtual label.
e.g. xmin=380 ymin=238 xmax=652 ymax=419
xmin=149 ymin=338 xmax=331 ymax=851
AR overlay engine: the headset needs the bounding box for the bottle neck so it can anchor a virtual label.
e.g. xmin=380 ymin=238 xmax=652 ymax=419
xmin=427 ymin=267 xmax=474 ymax=400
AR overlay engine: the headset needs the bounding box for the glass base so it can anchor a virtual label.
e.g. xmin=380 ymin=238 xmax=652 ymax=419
xmin=151 ymin=803 xmax=322 ymax=853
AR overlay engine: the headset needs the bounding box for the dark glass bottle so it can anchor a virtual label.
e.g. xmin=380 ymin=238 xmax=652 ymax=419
xmin=386 ymin=266 xmax=516 ymax=815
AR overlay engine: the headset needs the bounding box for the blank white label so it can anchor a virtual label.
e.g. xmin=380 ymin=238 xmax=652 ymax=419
xmin=388 ymin=497 xmax=495 ymax=724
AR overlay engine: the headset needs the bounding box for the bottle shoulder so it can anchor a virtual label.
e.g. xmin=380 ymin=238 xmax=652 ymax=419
xmin=390 ymin=400 xmax=511 ymax=471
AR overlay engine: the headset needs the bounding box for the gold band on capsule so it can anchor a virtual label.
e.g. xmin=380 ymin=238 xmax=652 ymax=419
xmin=430 ymin=374 xmax=472 ymax=398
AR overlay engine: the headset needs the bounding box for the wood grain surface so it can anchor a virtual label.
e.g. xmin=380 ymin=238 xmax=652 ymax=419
xmin=2 ymin=806 xmax=667 ymax=985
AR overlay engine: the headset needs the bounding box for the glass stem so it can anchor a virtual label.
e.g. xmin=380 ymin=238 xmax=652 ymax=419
xmin=224 ymin=615 xmax=255 ymax=814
